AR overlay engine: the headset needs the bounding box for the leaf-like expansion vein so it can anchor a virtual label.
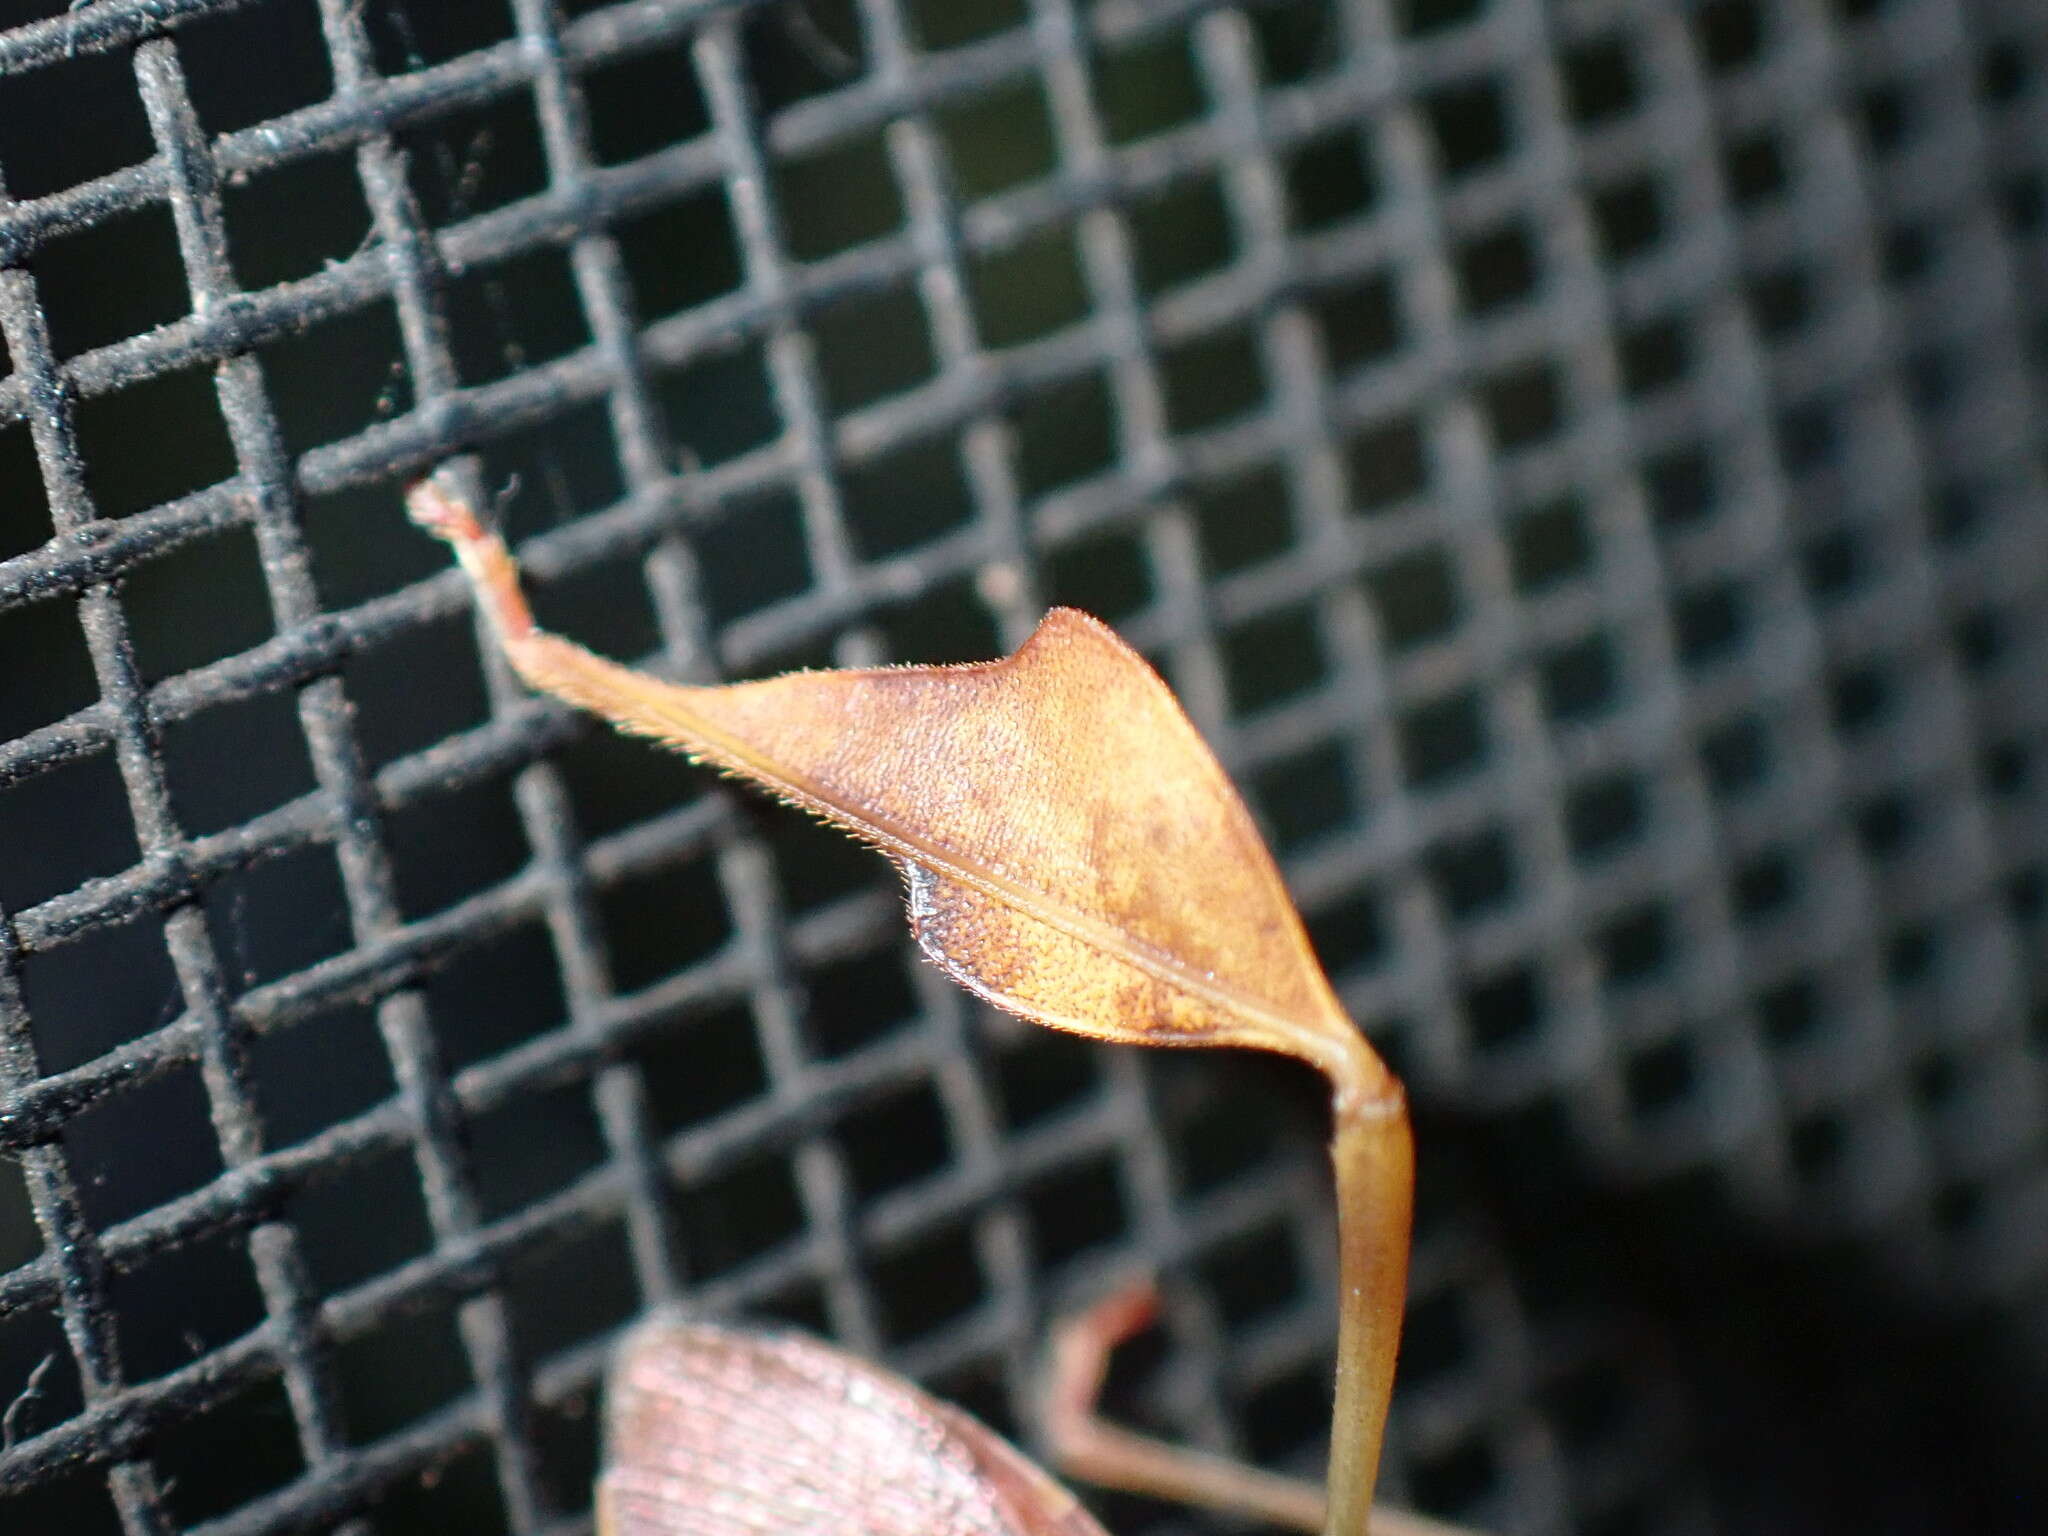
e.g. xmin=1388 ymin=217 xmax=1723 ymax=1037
xmin=644 ymin=703 xmax=1330 ymax=1054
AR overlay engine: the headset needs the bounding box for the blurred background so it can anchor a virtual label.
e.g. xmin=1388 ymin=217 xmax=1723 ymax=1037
xmin=0 ymin=0 xmax=2043 ymax=1532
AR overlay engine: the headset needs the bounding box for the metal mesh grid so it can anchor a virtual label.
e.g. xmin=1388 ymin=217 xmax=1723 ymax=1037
xmin=0 ymin=0 xmax=2043 ymax=1532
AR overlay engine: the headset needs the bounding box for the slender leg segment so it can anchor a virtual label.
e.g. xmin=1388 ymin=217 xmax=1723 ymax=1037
xmin=1041 ymin=1281 xmax=1479 ymax=1536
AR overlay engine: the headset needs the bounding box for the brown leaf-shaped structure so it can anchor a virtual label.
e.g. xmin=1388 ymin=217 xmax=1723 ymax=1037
xmin=408 ymin=474 xmax=1412 ymax=1536
xmin=543 ymin=604 xmax=1385 ymax=1106
xmin=600 ymin=1318 xmax=1110 ymax=1536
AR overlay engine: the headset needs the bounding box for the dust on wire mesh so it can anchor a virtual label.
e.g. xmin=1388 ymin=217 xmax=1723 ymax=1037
xmin=0 ymin=1 xmax=2045 ymax=1536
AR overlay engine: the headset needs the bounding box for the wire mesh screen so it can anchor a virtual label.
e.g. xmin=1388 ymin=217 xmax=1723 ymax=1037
xmin=0 ymin=0 xmax=2043 ymax=1532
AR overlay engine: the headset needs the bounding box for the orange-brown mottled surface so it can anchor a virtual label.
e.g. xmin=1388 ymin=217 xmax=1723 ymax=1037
xmin=475 ymin=595 xmax=1384 ymax=1106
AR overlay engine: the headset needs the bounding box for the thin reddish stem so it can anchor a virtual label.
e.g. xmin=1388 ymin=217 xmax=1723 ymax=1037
xmin=405 ymin=472 xmax=537 ymax=643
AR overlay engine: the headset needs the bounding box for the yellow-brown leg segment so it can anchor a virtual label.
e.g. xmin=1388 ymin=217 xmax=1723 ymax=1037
xmin=1041 ymin=1280 xmax=1481 ymax=1536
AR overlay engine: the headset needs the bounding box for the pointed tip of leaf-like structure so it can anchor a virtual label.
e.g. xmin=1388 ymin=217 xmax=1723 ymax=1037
xmin=618 ymin=607 xmax=1389 ymax=1109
